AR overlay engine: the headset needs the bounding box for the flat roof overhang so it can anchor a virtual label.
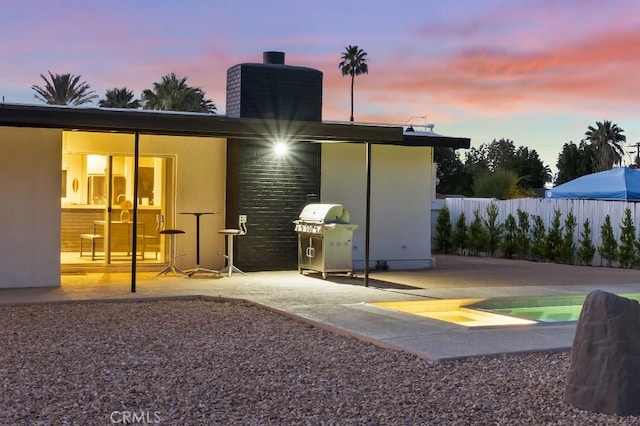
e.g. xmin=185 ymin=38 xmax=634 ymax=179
xmin=1 ymin=102 xmax=470 ymax=290
xmin=0 ymin=103 xmax=470 ymax=149
xmin=401 ymin=132 xmax=470 ymax=149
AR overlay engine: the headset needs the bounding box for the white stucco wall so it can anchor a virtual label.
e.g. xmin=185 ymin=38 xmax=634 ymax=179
xmin=0 ymin=127 xmax=62 ymax=288
xmin=141 ymin=134 xmax=227 ymax=270
xmin=321 ymin=143 xmax=435 ymax=270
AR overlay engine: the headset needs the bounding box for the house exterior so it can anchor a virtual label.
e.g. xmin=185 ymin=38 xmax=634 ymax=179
xmin=0 ymin=53 xmax=469 ymax=289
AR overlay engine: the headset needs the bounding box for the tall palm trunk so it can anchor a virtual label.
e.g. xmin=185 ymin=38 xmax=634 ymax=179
xmin=350 ymin=71 xmax=355 ymax=122
xmin=339 ymin=45 xmax=368 ymax=123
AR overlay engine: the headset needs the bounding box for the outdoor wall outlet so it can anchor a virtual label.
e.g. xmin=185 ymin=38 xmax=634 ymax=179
xmin=239 ymin=214 xmax=247 ymax=224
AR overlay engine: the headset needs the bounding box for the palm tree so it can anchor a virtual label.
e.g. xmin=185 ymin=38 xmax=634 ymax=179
xmin=585 ymin=120 xmax=626 ymax=171
xmin=32 ymin=71 xmax=98 ymax=106
xmin=338 ymin=45 xmax=368 ymax=122
xmin=99 ymin=87 xmax=141 ymax=109
xmin=141 ymin=73 xmax=216 ymax=113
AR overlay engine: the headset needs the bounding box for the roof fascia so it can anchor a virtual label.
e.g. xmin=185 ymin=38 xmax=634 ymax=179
xmin=0 ymin=103 xmax=470 ymax=148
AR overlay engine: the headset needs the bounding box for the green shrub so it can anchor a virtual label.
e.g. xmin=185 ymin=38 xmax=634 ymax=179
xmin=558 ymin=211 xmax=577 ymax=264
xmin=484 ymin=203 xmax=502 ymax=257
xmin=546 ymin=209 xmax=563 ymax=262
xmin=618 ymin=208 xmax=636 ymax=268
xmin=516 ymin=209 xmax=530 ymax=259
xmin=501 ymin=213 xmax=518 ymax=259
xmin=530 ymin=215 xmax=547 ymax=262
xmin=467 ymin=210 xmax=488 ymax=256
xmin=473 ymin=170 xmax=528 ymax=199
xmin=452 ymin=212 xmax=468 ymax=255
xmin=434 ymin=206 xmax=453 ymax=253
xmin=598 ymin=215 xmax=618 ymax=267
xmin=577 ymin=219 xmax=596 ymax=266
xmin=633 ymin=234 xmax=640 ymax=267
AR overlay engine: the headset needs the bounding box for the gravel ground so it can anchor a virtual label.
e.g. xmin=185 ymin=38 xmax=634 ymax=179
xmin=1 ymin=299 xmax=638 ymax=425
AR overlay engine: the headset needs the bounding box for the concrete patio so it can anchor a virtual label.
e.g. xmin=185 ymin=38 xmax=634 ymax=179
xmin=3 ymin=255 xmax=640 ymax=360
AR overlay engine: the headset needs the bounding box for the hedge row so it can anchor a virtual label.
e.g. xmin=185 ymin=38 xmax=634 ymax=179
xmin=435 ymin=203 xmax=640 ymax=268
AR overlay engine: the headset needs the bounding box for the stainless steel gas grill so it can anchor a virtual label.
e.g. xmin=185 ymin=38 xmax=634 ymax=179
xmin=294 ymin=204 xmax=358 ymax=279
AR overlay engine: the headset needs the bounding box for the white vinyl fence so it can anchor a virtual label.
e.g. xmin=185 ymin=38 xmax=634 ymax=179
xmin=434 ymin=197 xmax=640 ymax=265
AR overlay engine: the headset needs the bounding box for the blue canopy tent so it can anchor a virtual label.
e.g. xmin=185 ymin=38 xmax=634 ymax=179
xmin=546 ymin=167 xmax=640 ymax=201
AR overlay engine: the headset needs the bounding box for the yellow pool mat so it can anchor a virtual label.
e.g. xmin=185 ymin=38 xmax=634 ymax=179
xmin=371 ymin=299 xmax=536 ymax=327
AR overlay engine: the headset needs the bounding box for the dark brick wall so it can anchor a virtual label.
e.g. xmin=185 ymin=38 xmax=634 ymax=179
xmin=226 ymin=139 xmax=321 ymax=271
xmin=224 ymin=53 xmax=324 ymax=270
xmin=225 ymin=65 xmax=242 ymax=118
xmin=225 ymin=64 xmax=322 ymax=122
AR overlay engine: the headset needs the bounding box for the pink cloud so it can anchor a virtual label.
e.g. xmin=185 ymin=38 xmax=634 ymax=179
xmin=4 ymin=0 xmax=639 ymax=129
xmin=347 ymin=27 xmax=640 ymax=120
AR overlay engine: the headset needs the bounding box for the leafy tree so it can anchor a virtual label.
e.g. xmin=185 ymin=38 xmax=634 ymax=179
xmin=485 ymin=138 xmax=516 ymax=172
xmin=598 ymin=215 xmax=618 ymax=267
xmin=546 ymin=209 xmax=563 ymax=262
xmin=558 ymin=211 xmax=577 ymax=264
xmin=434 ymin=147 xmax=473 ymax=195
xmin=463 ymin=144 xmax=490 ymax=178
xmin=338 ymin=45 xmax=368 ymax=122
xmin=99 ymin=87 xmax=141 ymax=109
xmin=32 ymin=71 xmax=98 ymax=106
xmin=465 ymin=139 xmax=514 ymax=176
xmin=618 ymin=208 xmax=636 ymax=268
xmin=555 ymin=141 xmax=597 ymax=185
xmin=555 ymin=142 xmax=581 ymax=185
xmin=585 ymin=120 xmax=626 ymax=171
xmin=473 ymin=170 xmax=529 ymax=199
xmin=516 ymin=209 xmax=530 ymax=259
xmin=467 ymin=210 xmax=488 ymax=255
xmin=509 ymin=146 xmax=552 ymax=189
xmin=142 ymin=73 xmax=216 ymax=113
xmin=464 ymin=138 xmax=552 ymax=195
xmin=501 ymin=214 xmax=518 ymax=259
xmin=530 ymin=215 xmax=547 ymax=261
xmin=452 ymin=212 xmax=468 ymax=255
xmin=434 ymin=206 xmax=452 ymax=253
xmin=483 ymin=203 xmax=502 ymax=256
xmin=577 ymin=219 xmax=596 ymax=266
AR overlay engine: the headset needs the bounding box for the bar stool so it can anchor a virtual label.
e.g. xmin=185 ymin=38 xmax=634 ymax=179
xmin=158 ymin=229 xmax=187 ymax=276
xmin=218 ymin=215 xmax=247 ymax=277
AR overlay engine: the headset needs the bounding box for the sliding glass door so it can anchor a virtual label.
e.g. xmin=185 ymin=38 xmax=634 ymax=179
xmin=61 ymin=146 xmax=171 ymax=266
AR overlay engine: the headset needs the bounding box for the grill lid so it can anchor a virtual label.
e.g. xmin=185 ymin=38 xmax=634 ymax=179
xmin=298 ymin=203 xmax=350 ymax=223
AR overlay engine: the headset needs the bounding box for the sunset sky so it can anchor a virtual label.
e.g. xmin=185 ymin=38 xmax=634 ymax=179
xmin=2 ymin=0 xmax=640 ymax=176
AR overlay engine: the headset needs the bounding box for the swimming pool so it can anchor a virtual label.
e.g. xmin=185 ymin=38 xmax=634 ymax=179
xmin=470 ymin=293 xmax=640 ymax=323
xmin=372 ymin=298 xmax=537 ymax=327
xmin=372 ymin=293 xmax=640 ymax=327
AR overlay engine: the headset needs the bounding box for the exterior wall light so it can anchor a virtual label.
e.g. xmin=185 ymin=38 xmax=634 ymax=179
xmin=274 ymin=141 xmax=288 ymax=157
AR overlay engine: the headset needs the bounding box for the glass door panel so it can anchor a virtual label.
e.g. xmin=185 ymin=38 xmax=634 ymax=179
xmin=61 ymin=146 xmax=168 ymax=266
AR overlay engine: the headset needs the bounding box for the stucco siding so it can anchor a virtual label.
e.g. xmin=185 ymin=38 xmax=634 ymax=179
xmin=0 ymin=127 xmax=62 ymax=287
xmin=321 ymin=144 xmax=435 ymax=270
xmin=141 ymin=134 xmax=227 ymax=270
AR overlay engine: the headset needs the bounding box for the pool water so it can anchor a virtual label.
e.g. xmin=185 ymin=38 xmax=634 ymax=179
xmin=470 ymin=293 xmax=640 ymax=323
xmin=372 ymin=293 xmax=640 ymax=327
xmin=483 ymin=304 xmax=583 ymax=322
xmin=372 ymin=299 xmax=537 ymax=327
